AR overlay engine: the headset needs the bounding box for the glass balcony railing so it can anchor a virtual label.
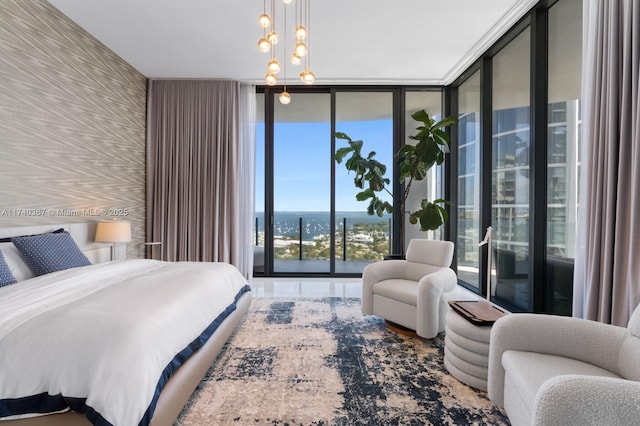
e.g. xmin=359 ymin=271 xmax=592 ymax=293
xmin=254 ymin=212 xmax=391 ymax=273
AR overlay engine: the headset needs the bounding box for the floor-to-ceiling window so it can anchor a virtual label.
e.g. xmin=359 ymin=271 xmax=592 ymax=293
xmin=451 ymin=0 xmax=582 ymax=314
xmin=456 ymin=71 xmax=481 ymax=290
xmin=334 ymin=92 xmax=393 ymax=270
xmin=545 ymin=0 xmax=582 ymax=315
xmin=404 ymin=91 xmax=444 ymax=247
xmin=491 ymin=27 xmax=531 ymax=310
xmin=272 ymin=92 xmax=331 ymax=274
xmin=257 ymin=87 xmax=446 ymax=276
xmin=254 ymin=93 xmax=266 ymax=275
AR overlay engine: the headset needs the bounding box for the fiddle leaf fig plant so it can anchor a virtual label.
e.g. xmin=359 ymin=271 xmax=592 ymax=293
xmin=335 ymin=109 xmax=458 ymax=255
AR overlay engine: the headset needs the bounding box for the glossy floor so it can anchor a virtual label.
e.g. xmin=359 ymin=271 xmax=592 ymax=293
xmin=249 ymin=277 xmax=484 ymax=303
xmin=249 ymin=277 xmax=363 ymax=298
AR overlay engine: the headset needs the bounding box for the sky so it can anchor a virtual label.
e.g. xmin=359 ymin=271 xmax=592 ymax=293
xmin=255 ymin=119 xmax=394 ymax=212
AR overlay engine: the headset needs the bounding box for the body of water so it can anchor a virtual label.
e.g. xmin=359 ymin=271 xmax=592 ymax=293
xmin=255 ymin=211 xmax=391 ymax=241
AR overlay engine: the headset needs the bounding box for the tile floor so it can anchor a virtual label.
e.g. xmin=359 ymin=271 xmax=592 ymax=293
xmin=249 ymin=277 xmax=484 ymax=302
xmin=249 ymin=277 xmax=363 ymax=298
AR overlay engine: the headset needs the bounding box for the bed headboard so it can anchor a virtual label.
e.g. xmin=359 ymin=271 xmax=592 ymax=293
xmin=0 ymin=222 xmax=111 ymax=264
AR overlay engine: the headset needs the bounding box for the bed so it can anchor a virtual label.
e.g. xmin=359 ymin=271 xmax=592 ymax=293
xmin=0 ymin=222 xmax=251 ymax=426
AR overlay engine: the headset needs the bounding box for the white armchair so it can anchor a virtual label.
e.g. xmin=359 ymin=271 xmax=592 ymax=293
xmin=488 ymin=304 xmax=640 ymax=426
xmin=362 ymin=239 xmax=456 ymax=339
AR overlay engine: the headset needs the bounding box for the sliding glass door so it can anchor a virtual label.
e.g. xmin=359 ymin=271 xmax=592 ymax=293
xmin=270 ymin=91 xmax=395 ymax=275
xmin=257 ymin=88 xmax=447 ymax=276
xmin=491 ymin=28 xmax=531 ymax=310
xmin=405 ymin=91 xmax=444 ymax=245
xmin=545 ymin=0 xmax=582 ymax=315
xmin=335 ymin=92 xmax=393 ymax=271
xmin=273 ymin=93 xmax=331 ymax=273
xmin=456 ymin=71 xmax=481 ymax=290
xmin=449 ymin=0 xmax=583 ymax=314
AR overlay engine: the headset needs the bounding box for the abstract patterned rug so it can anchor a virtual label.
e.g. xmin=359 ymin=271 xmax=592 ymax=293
xmin=175 ymin=298 xmax=509 ymax=425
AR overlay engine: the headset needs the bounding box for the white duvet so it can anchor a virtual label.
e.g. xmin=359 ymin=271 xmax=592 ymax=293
xmin=0 ymin=259 xmax=249 ymax=425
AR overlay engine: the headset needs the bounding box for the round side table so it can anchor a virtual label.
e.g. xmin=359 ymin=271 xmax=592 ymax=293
xmin=444 ymin=308 xmax=493 ymax=391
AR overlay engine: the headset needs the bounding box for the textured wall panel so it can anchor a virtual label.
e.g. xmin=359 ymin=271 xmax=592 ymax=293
xmin=0 ymin=0 xmax=147 ymax=258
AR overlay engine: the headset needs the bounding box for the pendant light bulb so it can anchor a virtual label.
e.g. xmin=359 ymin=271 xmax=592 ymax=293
xmin=300 ymin=69 xmax=315 ymax=84
xmin=258 ymin=37 xmax=271 ymax=52
xmin=265 ymin=73 xmax=277 ymax=86
xmin=279 ymin=91 xmax=291 ymax=104
xmin=283 ymin=0 xmax=293 ymax=4
xmin=294 ymin=41 xmax=307 ymax=57
xmin=295 ymin=25 xmax=307 ymax=40
xmin=306 ymin=72 xmax=316 ymax=84
xmin=258 ymin=13 xmax=271 ymax=28
xmin=267 ymin=31 xmax=279 ymax=45
xmin=267 ymin=59 xmax=281 ymax=74
xmin=290 ymin=52 xmax=301 ymax=65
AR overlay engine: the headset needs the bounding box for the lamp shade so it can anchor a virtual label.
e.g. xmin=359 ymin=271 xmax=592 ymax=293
xmin=95 ymin=221 xmax=131 ymax=243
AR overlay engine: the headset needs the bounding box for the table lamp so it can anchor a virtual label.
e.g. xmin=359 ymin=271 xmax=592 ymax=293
xmin=95 ymin=220 xmax=131 ymax=261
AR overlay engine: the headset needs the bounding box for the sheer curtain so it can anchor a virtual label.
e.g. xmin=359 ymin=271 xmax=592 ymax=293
xmin=573 ymin=0 xmax=640 ymax=326
xmin=146 ymin=80 xmax=256 ymax=278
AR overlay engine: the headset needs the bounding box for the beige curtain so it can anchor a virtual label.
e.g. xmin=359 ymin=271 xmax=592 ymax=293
xmin=573 ymin=0 xmax=640 ymax=326
xmin=146 ymin=80 xmax=256 ymax=277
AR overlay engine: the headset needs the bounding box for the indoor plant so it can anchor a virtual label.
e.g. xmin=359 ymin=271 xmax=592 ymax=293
xmin=335 ymin=109 xmax=458 ymax=256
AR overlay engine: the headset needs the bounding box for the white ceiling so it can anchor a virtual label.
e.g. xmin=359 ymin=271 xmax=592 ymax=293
xmin=47 ymin=0 xmax=538 ymax=85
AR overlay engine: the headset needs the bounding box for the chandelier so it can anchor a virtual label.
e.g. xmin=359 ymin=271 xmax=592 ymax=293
xmin=258 ymin=0 xmax=315 ymax=104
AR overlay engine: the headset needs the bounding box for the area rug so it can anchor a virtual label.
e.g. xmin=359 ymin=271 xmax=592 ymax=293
xmin=175 ymin=298 xmax=509 ymax=425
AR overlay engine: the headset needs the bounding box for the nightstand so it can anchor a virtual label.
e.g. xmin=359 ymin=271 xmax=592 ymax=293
xmin=143 ymin=241 xmax=162 ymax=260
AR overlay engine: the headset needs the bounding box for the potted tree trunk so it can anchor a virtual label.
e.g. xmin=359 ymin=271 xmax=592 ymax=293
xmin=335 ymin=109 xmax=458 ymax=258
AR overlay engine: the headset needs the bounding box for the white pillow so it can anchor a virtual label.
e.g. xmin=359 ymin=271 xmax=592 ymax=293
xmin=0 ymin=242 xmax=34 ymax=281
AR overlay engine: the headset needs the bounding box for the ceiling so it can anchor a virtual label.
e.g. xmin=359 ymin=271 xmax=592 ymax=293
xmin=47 ymin=0 xmax=539 ymax=86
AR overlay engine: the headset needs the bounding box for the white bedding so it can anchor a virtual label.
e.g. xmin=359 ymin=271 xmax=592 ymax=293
xmin=0 ymin=259 xmax=250 ymax=425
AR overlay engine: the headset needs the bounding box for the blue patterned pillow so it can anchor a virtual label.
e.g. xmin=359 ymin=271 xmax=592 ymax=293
xmin=12 ymin=232 xmax=91 ymax=276
xmin=0 ymin=250 xmax=18 ymax=287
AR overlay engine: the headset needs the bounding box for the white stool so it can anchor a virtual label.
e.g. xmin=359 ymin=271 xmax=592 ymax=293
xmin=444 ymin=308 xmax=493 ymax=391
